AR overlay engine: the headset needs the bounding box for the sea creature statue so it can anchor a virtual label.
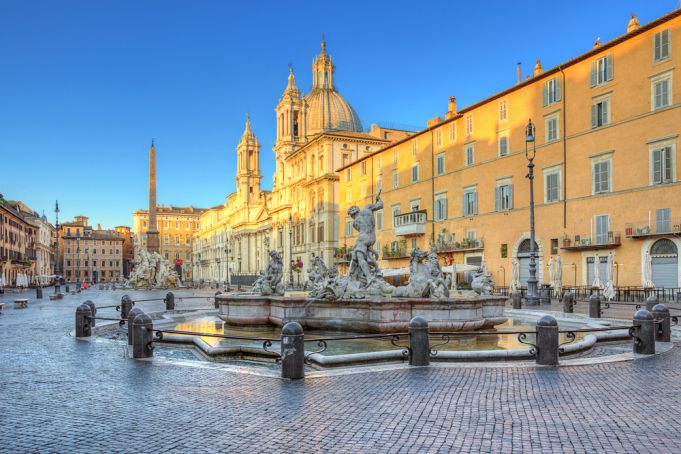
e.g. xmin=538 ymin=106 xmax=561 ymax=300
xmin=312 ymin=192 xmax=395 ymax=300
xmin=471 ymin=268 xmax=495 ymax=295
xmin=127 ymin=248 xmax=180 ymax=289
xmin=392 ymin=248 xmax=449 ymax=298
xmin=307 ymin=256 xmax=328 ymax=288
xmin=252 ymin=250 xmax=284 ymax=296
xmin=427 ymin=252 xmax=450 ymax=298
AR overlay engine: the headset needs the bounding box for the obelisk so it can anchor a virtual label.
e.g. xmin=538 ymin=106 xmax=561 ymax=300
xmin=146 ymin=139 xmax=160 ymax=253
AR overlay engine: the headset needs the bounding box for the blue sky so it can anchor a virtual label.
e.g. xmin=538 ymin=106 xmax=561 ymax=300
xmin=1 ymin=0 xmax=678 ymax=229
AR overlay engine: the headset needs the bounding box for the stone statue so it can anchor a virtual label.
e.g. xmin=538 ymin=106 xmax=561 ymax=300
xmin=471 ymin=268 xmax=494 ymax=295
xmin=347 ymin=191 xmax=383 ymax=287
xmin=393 ymin=248 xmax=449 ymax=298
xmin=307 ymin=256 xmax=327 ymax=288
xmin=127 ymin=248 xmax=180 ymax=289
xmin=252 ymin=250 xmax=284 ymax=296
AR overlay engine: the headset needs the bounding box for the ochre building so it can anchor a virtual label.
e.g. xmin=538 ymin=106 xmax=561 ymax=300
xmin=339 ymin=10 xmax=681 ymax=291
xmin=192 ymin=41 xmax=411 ymax=284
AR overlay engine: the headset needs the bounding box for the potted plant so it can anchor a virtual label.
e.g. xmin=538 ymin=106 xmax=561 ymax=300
xmin=562 ymin=234 xmax=571 ymax=247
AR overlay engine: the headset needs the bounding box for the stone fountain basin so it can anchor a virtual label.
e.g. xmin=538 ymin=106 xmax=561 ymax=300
xmin=216 ymin=293 xmax=507 ymax=333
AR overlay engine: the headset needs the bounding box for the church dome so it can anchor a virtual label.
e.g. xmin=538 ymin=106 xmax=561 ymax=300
xmin=304 ymin=40 xmax=363 ymax=135
xmin=305 ymin=88 xmax=363 ymax=134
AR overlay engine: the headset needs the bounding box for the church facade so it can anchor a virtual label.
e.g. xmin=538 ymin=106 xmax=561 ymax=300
xmin=192 ymin=41 xmax=411 ymax=284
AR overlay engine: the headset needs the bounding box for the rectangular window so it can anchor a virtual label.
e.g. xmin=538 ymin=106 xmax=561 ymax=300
xmin=467 ymin=230 xmax=476 ymax=241
xmin=462 ymin=188 xmax=478 ymax=216
xmin=434 ymin=194 xmax=447 ymax=221
xmin=376 ymin=209 xmax=383 ymax=231
xmin=436 ymin=153 xmax=445 ymax=176
xmin=345 ymin=219 xmax=353 ymax=237
xmin=392 ymin=170 xmax=398 ymax=189
xmin=376 ymin=155 xmax=381 ymax=169
xmin=590 ymin=55 xmax=614 ymax=87
xmin=542 ymin=77 xmax=562 ymax=106
xmin=412 ymin=139 xmax=418 ymax=156
xmin=591 ymin=97 xmax=610 ymax=128
xmin=498 ymin=133 xmax=509 ymax=157
xmin=551 ymin=239 xmax=559 ymax=255
xmin=499 ymin=99 xmax=508 ymax=122
xmin=466 ymin=115 xmax=473 ymax=135
xmin=411 ymin=164 xmax=419 ymax=182
xmin=593 ymin=159 xmax=611 ymax=194
xmin=544 ymin=168 xmax=561 ymax=203
xmin=465 ymin=143 xmax=475 ymax=166
xmin=448 ymin=123 xmax=456 ymax=143
xmin=545 ymin=114 xmax=559 ymax=142
xmin=652 ymin=73 xmax=672 ymax=110
xmin=654 ymin=29 xmax=671 ymax=62
xmin=656 ymin=208 xmax=671 ymax=234
xmin=391 ymin=205 xmax=401 ymax=227
xmin=345 ymin=187 xmax=352 ymax=202
xmin=595 ymin=215 xmax=609 ymax=245
xmin=360 ymin=183 xmax=367 ymax=197
xmin=651 ymin=145 xmax=674 ymax=184
xmin=377 ymin=177 xmax=382 ymax=193
xmin=345 ymin=168 xmax=351 ymax=181
xmin=393 ymin=148 xmax=398 ymax=165
xmin=317 ymin=222 xmax=324 ymax=242
xmin=360 ymin=161 xmax=367 ymax=175
xmin=435 ymin=128 xmax=442 ymax=147
xmin=495 ymin=182 xmax=513 ymax=211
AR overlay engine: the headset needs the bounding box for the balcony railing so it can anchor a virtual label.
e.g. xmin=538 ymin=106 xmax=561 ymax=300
xmin=394 ymin=210 xmax=427 ymax=237
xmin=561 ymin=232 xmax=621 ymax=251
xmin=432 ymin=239 xmax=484 ymax=253
xmin=382 ymin=248 xmax=409 ymax=260
xmin=625 ymin=220 xmax=681 ymax=238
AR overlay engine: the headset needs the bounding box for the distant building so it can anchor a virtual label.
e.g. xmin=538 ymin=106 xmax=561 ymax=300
xmin=7 ymin=201 xmax=55 ymax=284
xmin=114 ymin=225 xmax=134 ymax=278
xmin=132 ymin=205 xmax=205 ymax=281
xmin=59 ymin=216 xmax=123 ymax=283
xmin=0 ymin=196 xmax=38 ymax=286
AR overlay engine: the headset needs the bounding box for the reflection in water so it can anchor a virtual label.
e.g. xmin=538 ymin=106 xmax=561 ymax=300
xmin=171 ymin=316 xmax=584 ymax=356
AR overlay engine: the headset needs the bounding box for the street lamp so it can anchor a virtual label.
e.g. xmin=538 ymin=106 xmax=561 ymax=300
xmin=54 ymin=200 xmax=60 ymax=293
xmin=288 ymin=214 xmax=294 ymax=289
xmin=224 ymin=237 xmax=231 ymax=288
xmin=524 ymin=119 xmax=539 ymax=306
xmin=76 ymin=232 xmax=81 ymax=292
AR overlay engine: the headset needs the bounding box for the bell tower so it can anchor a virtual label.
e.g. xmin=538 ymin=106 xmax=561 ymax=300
xmin=275 ymin=66 xmax=305 ymax=150
xmin=235 ymin=115 xmax=262 ymax=205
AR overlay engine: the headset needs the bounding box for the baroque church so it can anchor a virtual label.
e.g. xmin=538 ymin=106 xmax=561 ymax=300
xmin=192 ymin=41 xmax=410 ymax=283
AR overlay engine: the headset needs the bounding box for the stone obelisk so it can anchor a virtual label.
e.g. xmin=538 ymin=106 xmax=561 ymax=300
xmin=146 ymin=140 xmax=160 ymax=253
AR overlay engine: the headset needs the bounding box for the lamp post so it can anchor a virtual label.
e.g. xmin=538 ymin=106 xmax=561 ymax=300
xmin=288 ymin=214 xmax=294 ymax=289
xmin=76 ymin=232 xmax=81 ymax=292
xmin=54 ymin=200 xmax=60 ymax=293
xmin=224 ymin=237 xmax=231 ymax=287
xmin=524 ymin=119 xmax=539 ymax=306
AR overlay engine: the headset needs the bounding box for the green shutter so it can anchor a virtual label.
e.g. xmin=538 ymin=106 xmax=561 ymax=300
xmin=591 ymin=104 xmax=597 ymax=128
xmin=606 ymin=55 xmax=613 ymax=81
xmin=508 ymin=184 xmax=513 ymax=209
xmin=462 ymin=194 xmax=467 ymax=216
xmin=542 ymin=83 xmax=548 ymax=106
xmin=590 ymin=61 xmax=597 ymax=87
xmin=664 ymin=147 xmax=672 ymax=182
xmin=494 ymin=187 xmax=500 ymax=211
xmin=473 ymin=192 xmax=478 ymax=214
xmin=555 ymin=78 xmax=562 ymax=102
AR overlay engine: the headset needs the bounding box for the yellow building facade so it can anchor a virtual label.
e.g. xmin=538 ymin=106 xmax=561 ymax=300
xmin=192 ymin=42 xmax=411 ymax=284
xmin=340 ymin=10 xmax=681 ymax=292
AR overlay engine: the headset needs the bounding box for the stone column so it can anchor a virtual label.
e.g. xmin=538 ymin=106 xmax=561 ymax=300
xmin=280 ymin=321 xmax=305 ymax=379
xmin=132 ymin=312 xmax=154 ymax=359
xmin=535 ymin=315 xmax=559 ymax=365
xmin=652 ymin=303 xmax=671 ymax=343
xmin=120 ymin=294 xmax=133 ymax=319
xmin=75 ymin=304 xmax=92 ymax=338
xmin=511 ymin=291 xmax=522 ymax=310
xmin=165 ymin=291 xmax=175 ymax=310
xmin=632 ymin=309 xmax=655 ymax=355
xmin=589 ymin=293 xmax=601 ymax=318
xmin=562 ymin=292 xmax=574 ymax=313
xmin=127 ymin=307 xmax=143 ymax=345
xmin=408 ymin=316 xmax=430 ymax=366
xmin=646 ymin=295 xmax=658 ymax=312
xmin=84 ymin=300 xmax=96 ymax=327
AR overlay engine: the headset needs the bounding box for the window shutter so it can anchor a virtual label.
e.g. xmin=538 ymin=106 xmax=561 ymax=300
xmin=655 ymin=32 xmax=662 ymax=61
xmin=664 ymin=147 xmax=672 ymax=181
xmin=494 ymin=187 xmax=500 ymax=211
xmin=508 ymin=184 xmax=514 ymax=209
xmin=603 ymin=162 xmax=610 ymax=192
xmin=653 ymin=149 xmax=662 ymax=183
xmin=603 ymin=100 xmax=609 ymax=125
xmin=555 ymin=79 xmax=562 ymax=102
xmin=590 ymin=62 xmax=597 ymax=87
xmin=542 ymin=83 xmax=548 ymax=106
xmin=462 ymin=194 xmax=468 ymax=216
xmin=591 ymin=104 xmax=597 ymax=128
xmin=661 ymin=30 xmax=670 ymax=59
xmin=473 ymin=192 xmax=478 ymax=214
xmin=443 ymin=199 xmax=448 ymax=220
xmin=606 ymin=55 xmax=614 ymax=81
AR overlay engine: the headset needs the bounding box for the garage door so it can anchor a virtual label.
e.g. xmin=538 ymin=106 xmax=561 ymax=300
xmin=651 ymin=239 xmax=678 ymax=288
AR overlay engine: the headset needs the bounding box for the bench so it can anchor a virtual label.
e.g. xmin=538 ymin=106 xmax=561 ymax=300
xmin=14 ymin=299 xmax=28 ymax=309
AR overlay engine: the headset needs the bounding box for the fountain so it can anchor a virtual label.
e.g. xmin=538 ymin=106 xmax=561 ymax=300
xmin=216 ymin=193 xmax=507 ymax=333
xmin=126 ymin=247 xmax=180 ymax=289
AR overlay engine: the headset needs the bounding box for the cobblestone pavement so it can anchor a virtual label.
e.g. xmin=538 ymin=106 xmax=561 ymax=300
xmin=1 ymin=288 xmax=681 ymax=453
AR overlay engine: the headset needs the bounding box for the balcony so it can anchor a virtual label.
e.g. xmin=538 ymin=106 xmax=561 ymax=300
xmin=432 ymin=238 xmax=484 ymax=254
xmin=625 ymin=220 xmax=681 ymax=239
xmin=394 ymin=210 xmax=427 ymax=237
xmin=560 ymin=232 xmax=621 ymax=251
xmin=382 ymin=248 xmax=409 ymax=260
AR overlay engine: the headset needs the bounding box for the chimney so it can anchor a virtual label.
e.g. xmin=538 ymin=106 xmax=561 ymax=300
xmin=517 ymin=62 xmax=522 ymax=84
xmin=427 ymin=116 xmax=442 ymax=128
xmin=445 ymin=96 xmax=457 ymax=119
xmin=97 ymin=223 xmax=102 ymax=230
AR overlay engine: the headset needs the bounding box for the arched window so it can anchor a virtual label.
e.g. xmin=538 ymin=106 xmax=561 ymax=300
xmin=518 ymin=239 xmax=539 ymax=255
xmin=651 ymin=239 xmax=678 ymax=256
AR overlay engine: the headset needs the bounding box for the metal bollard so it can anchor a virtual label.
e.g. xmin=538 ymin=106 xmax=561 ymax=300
xmin=75 ymin=304 xmax=92 ymax=337
xmin=646 ymin=295 xmax=658 ymax=312
xmin=562 ymin=292 xmax=574 ymax=313
xmin=535 ymin=315 xmax=559 ymax=365
xmin=511 ymin=291 xmax=522 ymax=310
xmin=120 ymin=295 xmax=133 ymax=319
xmin=132 ymin=312 xmax=154 ymax=359
xmin=652 ymin=303 xmax=671 ymax=343
xmin=589 ymin=293 xmax=601 ymax=318
xmin=632 ymin=309 xmax=656 ymax=355
xmin=36 ymin=287 xmax=43 ymax=299
xmin=214 ymin=291 xmax=222 ymax=309
xmin=280 ymin=321 xmax=305 ymax=379
xmin=165 ymin=292 xmax=175 ymax=311
xmin=408 ymin=316 xmax=430 ymax=366
xmin=84 ymin=300 xmax=96 ymax=327
xmin=127 ymin=307 xmax=144 ymax=345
